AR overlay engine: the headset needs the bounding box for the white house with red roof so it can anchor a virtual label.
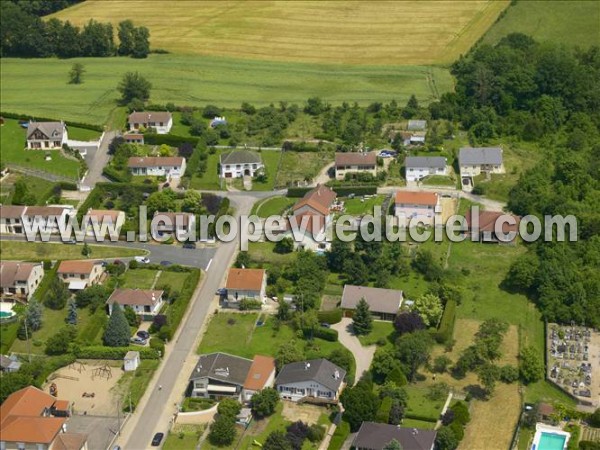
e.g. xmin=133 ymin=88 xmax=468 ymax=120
xmin=57 ymin=260 xmax=105 ymax=290
xmin=106 ymin=288 xmax=164 ymax=319
xmin=394 ymin=191 xmax=441 ymax=226
xmin=225 ymin=268 xmax=267 ymax=306
xmin=128 ymin=111 xmax=173 ymax=134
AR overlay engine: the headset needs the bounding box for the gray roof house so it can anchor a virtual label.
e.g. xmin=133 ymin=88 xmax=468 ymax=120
xmin=26 ymin=122 xmax=68 ymax=149
xmin=459 ymin=147 xmax=503 ymax=166
xmin=341 ymin=285 xmax=403 ymax=320
xmin=405 ymin=156 xmax=446 ymax=170
xmin=188 ymin=352 xmax=253 ymax=400
xmin=0 ymin=355 xmax=21 ymax=373
xmin=220 ymin=150 xmax=264 ymax=178
xmin=407 ymin=120 xmax=427 ymax=131
xmin=352 ymin=422 xmax=437 ymax=450
xmin=275 ymin=359 xmax=346 ymax=403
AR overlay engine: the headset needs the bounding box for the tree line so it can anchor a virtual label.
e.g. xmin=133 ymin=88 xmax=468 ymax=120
xmin=1 ymin=2 xmax=150 ymax=58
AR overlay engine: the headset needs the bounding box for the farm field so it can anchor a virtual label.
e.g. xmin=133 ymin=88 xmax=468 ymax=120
xmin=482 ymin=0 xmax=600 ymax=48
xmin=1 ymin=56 xmax=454 ymax=126
xmin=0 ymin=241 xmax=145 ymax=261
xmin=52 ymin=1 xmax=508 ymax=65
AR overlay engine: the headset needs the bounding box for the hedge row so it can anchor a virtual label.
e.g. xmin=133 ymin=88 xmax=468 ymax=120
xmin=0 ymin=112 xmax=103 ymax=132
xmin=325 ymin=185 xmax=378 ymax=196
xmin=144 ymin=133 xmax=200 ymax=147
xmin=328 ymin=421 xmax=350 ymax=450
xmin=102 ymin=166 xmax=131 ymax=183
xmin=317 ymin=309 xmax=343 ymax=324
xmin=281 ymin=141 xmax=336 ymax=152
xmin=403 ymin=413 xmax=439 ymax=422
xmin=304 ymin=326 xmax=338 ymax=342
xmin=287 ymin=187 xmax=313 ymax=198
xmin=161 ymin=269 xmax=201 ymax=340
xmin=74 ymin=346 xmax=160 ymax=360
xmin=435 ymin=299 xmax=457 ymax=344
xmin=57 ymin=181 xmax=78 ymax=191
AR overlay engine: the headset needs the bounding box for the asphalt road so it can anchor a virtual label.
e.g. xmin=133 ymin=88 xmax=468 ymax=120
xmin=82 ymin=130 xmax=115 ymax=189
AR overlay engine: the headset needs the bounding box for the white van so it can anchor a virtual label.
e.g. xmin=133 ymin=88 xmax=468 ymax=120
xmin=134 ymin=256 xmax=150 ymax=264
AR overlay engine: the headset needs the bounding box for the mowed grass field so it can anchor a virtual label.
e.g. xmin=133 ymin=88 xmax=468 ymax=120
xmin=1 ymin=56 xmax=454 ymax=126
xmin=483 ymin=0 xmax=600 ymax=48
xmin=52 ymin=1 xmax=508 ymax=65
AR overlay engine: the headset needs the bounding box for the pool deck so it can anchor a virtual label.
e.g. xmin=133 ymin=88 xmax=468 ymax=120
xmin=531 ymin=423 xmax=571 ymax=450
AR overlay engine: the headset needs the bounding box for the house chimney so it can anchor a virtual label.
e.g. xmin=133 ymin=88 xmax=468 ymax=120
xmin=334 ymin=370 xmax=340 ymax=380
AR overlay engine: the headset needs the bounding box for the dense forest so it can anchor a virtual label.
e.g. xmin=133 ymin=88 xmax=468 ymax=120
xmin=428 ymin=33 xmax=600 ymax=326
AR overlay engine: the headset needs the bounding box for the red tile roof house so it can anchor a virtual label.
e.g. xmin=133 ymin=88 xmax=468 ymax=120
xmin=465 ymin=210 xmax=520 ymax=244
xmin=241 ymin=355 xmax=277 ymax=403
xmin=127 ymin=156 xmax=186 ymax=178
xmin=152 ymin=211 xmax=196 ymax=240
xmin=334 ymin=152 xmax=377 ymax=181
xmin=106 ymin=288 xmax=164 ymax=320
xmin=284 ymin=184 xmax=337 ymax=252
xmin=0 ymin=385 xmax=88 ymax=450
xmin=394 ymin=191 xmax=441 ymax=227
xmin=57 ymin=260 xmax=105 ymax=291
xmin=0 ymin=205 xmax=74 ymax=235
xmin=127 ymin=111 xmax=173 ymax=134
xmin=83 ymin=209 xmax=125 ymax=237
xmin=0 ymin=261 xmax=44 ymax=302
xmin=225 ymin=268 xmax=267 ymax=307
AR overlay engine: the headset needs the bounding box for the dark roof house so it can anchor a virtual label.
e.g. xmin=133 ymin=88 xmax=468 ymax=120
xmin=405 ymin=156 xmax=446 ymax=170
xmin=352 ymin=422 xmax=437 ymax=450
xmin=26 ymin=122 xmax=66 ymax=141
xmin=459 ymin=147 xmax=503 ymax=166
xmin=220 ymin=150 xmax=263 ymax=166
xmin=189 ymin=353 xmax=253 ymax=387
xmin=275 ymin=359 xmax=346 ymax=393
xmin=341 ymin=285 xmax=403 ymax=320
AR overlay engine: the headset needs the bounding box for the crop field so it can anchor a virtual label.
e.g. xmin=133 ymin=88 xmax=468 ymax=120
xmin=52 ymin=1 xmax=508 ymax=65
xmin=483 ymin=0 xmax=600 ymax=48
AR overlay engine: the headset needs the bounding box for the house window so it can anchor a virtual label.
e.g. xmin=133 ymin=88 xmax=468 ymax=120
xmin=80 ymin=274 xmax=85 ymax=279
xmin=144 ymin=305 xmax=151 ymax=312
xmin=54 ymin=141 xmax=61 ymax=147
xmin=159 ymin=122 xmax=163 ymax=126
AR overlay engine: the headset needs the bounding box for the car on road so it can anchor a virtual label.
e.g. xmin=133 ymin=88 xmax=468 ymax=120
xmin=130 ymin=336 xmax=147 ymax=345
xmin=182 ymin=242 xmax=196 ymax=250
xmin=135 ymin=256 xmax=150 ymax=264
xmin=137 ymin=330 xmax=150 ymax=340
xmin=63 ymin=239 xmax=77 ymax=244
xmin=160 ymin=260 xmax=173 ymax=267
xmin=151 ymin=433 xmax=164 ymax=446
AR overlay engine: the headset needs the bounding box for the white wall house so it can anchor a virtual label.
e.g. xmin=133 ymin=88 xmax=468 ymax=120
xmin=225 ymin=268 xmax=267 ymax=306
xmin=26 ymin=121 xmax=68 ymax=149
xmin=106 ymin=288 xmax=164 ymax=320
xmin=241 ymin=355 xmax=276 ymax=403
xmin=219 ymin=150 xmax=264 ymax=178
xmin=0 ymin=205 xmax=26 ymax=234
xmin=334 ymin=152 xmax=377 ymax=181
xmin=394 ymin=191 xmax=441 ymax=227
xmin=128 ymin=111 xmax=173 ymax=134
xmin=275 ymin=359 xmax=346 ymax=404
xmin=459 ymin=147 xmax=504 ymax=177
xmin=405 ymin=156 xmax=448 ymax=182
xmin=0 ymin=261 xmax=44 ymax=301
xmin=9 ymin=205 xmax=75 ymax=235
xmin=57 ymin=260 xmax=105 ymax=291
xmin=127 ymin=156 xmax=186 ymax=178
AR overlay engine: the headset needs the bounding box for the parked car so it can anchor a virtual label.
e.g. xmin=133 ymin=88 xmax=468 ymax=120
xmin=131 ymin=336 xmax=147 ymax=345
xmin=137 ymin=330 xmax=150 ymax=340
xmin=216 ymin=288 xmax=227 ymax=296
xmin=151 ymin=433 xmax=164 ymax=446
xmin=182 ymin=242 xmax=196 ymax=250
xmin=160 ymin=260 xmax=173 ymax=267
xmin=320 ymin=322 xmax=331 ymax=328
xmin=64 ymin=238 xmax=77 ymax=244
xmin=135 ymin=256 xmax=150 ymax=264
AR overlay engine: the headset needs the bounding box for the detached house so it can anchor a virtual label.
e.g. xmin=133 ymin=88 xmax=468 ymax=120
xmin=0 ymin=261 xmax=44 ymax=301
xmin=26 ymin=121 xmax=68 ymax=149
xmin=341 ymin=285 xmax=403 ymax=321
xmin=57 ymin=260 xmax=104 ymax=290
xmin=14 ymin=205 xmax=74 ymax=235
xmin=83 ymin=209 xmax=125 ymax=237
xmin=242 ymin=355 xmax=277 ymax=403
xmin=106 ymin=288 xmax=164 ymax=320
xmin=127 ymin=156 xmax=186 ymax=178
xmin=0 ymin=205 xmax=26 ymax=234
xmin=219 ymin=151 xmax=264 ymax=178
xmin=394 ymin=191 xmax=440 ymax=226
xmin=404 ymin=156 xmax=447 ymax=182
xmin=465 ymin=209 xmax=520 ymax=244
xmin=275 ymin=359 xmax=346 ymax=404
xmin=352 ymin=422 xmax=437 ymax=450
xmin=225 ymin=268 xmax=267 ymax=306
xmin=128 ymin=111 xmax=173 ymax=134
xmin=334 ymin=152 xmax=377 ymax=180
xmin=458 ymin=147 xmax=504 ymax=178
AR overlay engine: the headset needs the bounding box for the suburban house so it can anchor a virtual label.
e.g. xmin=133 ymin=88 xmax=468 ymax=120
xmin=188 ymin=352 xmax=275 ymax=401
xmin=0 ymin=385 xmax=88 ymax=450
xmin=26 ymin=121 xmax=68 ymax=149
xmin=404 ymin=156 xmax=447 ymax=182
xmin=57 ymin=260 xmax=104 ymax=290
xmin=0 ymin=355 xmax=21 ymax=373
xmin=83 ymin=209 xmax=125 ymax=236
xmin=224 ymin=268 xmax=267 ymax=306
xmin=284 ymin=184 xmax=337 ymax=252
xmin=334 ymin=152 xmax=377 ymax=180
xmin=0 ymin=205 xmax=26 ymax=234
xmin=219 ymin=150 xmax=264 ymax=178
xmin=407 ymin=120 xmax=427 ymax=132
xmin=341 ymin=285 xmax=403 ymax=321
xmin=0 ymin=205 xmax=74 ymax=235
xmin=106 ymin=288 xmax=164 ymax=320
xmin=0 ymin=261 xmax=44 ymax=302
xmin=123 ymin=132 xmax=144 ymax=144
xmin=352 ymin=422 xmax=437 ymax=450
xmin=127 ymin=111 xmax=173 ymax=134
xmin=127 ymin=156 xmax=186 ymax=178
xmin=242 ymin=355 xmax=277 ymax=403
xmin=394 ymin=191 xmax=441 ymax=226
xmin=458 ymin=147 xmax=504 ymax=178
xmin=275 ymin=358 xmax=346 ymax=403
xmin=465 ymin=209 xmax=520 ymax=244
xmin=152 ymin=211 xmax=196 ymax=239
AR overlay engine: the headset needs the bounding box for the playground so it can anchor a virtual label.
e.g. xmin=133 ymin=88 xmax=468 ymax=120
xmin=44 ymin=360 xmax=125 ymax=416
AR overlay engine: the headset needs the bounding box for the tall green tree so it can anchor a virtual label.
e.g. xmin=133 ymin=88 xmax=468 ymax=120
xmin=117 ymin=20 xmax=135 ymax=55
xmin=339 ymin=383 xmax=379 ymax=431
xmin=251 ymin=388 xmax=280 ymax=418
xmin=117 ymin=71 xmax=151 ymax=104
xmin=66 ymin=299 xmax=77 ymax=325
xmin=68 ymin=62 xmax=85 ymax=84
xmin=519 ymin=346 xmax=544 ymax=384
xmin=103 ymin=304 xmax=131 ymax=347
xmin=352 ymin=298 xmax=373 ymax=335
xmin=44 ymin=277 xmax=69 ymax=310
xmin=396 ymin=330 xmax=433 ymax=381
xmin=263 ymin=431 xmax=292 ymax=450
xmin=208 ymin=414 xmax=236 ymax=446
xmin=132 ymin=26 xmax=150 ymax=58
xmin=413 ymin=293 xmax=443 ymax=327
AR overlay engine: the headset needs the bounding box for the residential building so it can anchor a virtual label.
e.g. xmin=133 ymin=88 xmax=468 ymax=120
xmin=275 ymin=359 xmax=346 ymax=403
xmin=219 ymin=151 xmax=264 ymax=178
xmin=187 ymin=353 xmax=253 ymax=401
xmin=341 ymin=285 xmax=403 ymax=321
xmin=242 ymin=355 xmax=277 ymax=403
xmin=0 ymin=261 xmax=44 ymax=301
xmin=352 ymin=422 xmax=437 ymax=450
xmin=123 ymin=132 xmax=144 ymax=144
xmin=458 ymin=147 xmax=504 ymax=177
xmin=407 ymin=120 xmax=427 ymax=132
xmin=128 ymin=111 xmax=173 ymax=134
xmin=106 ymin=288 xmax=164 ymax=320
xmin=394 ymin=191 xmax=440 ymax=226
xmin=1 ymin=205 xmax=74 ymax=235
xmin=26 ymin=122 xmax=68 ymax=149
xmin=0 ymin=385 xmax=87 ymax=450
xmin=57 ymin=260 xmax=104 ymax=290
xmin=0 ymin=205 xmax=26 ymax=234
xmin=404 ymin=156 xmax=447 ymax=182
xmin=334 ymin=152 xmax=377 ymax=181
xmin=152 ymin=211 xmax=195 ymax=239
xmin=225 ymin=268 xmax=267 ymax=305
xmin=0 ymin=355 xmax=21 ymax=373
xmin=465 ymin=210 xmax=520 ymax=244
xmin=127 ymin=156 xmax=186 ymax=178
xmin=83 ymin=209 xmax=125 ymax=237
xmin=409 ymin=131 xmax=426 ymax=145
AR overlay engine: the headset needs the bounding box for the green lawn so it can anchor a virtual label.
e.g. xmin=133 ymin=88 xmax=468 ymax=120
xmin=523 ymin=380 xmax=577 ymax=408
xmin=357 ymin=321 xmax=395 ymax=347
xmin=482 ymin=0 xmax=600 ymax=49
xmin=401 ymin=418 xmax=436 ymax=430
xmin=342 ymin=195 xmax=385 ymax=215
xmin=67 ymin=127 xmax=101 ymax=141
xmin=252 ymin=151 xmax=282 ymax=191
xmin=1 ymin=174 xmax=57 ymax=206
xmin=251 ymin=196 xmax=295 ymax=218
xmin=189 ymin=151 xmax=221 ymax=190
xmin=247 ymin=242 xmax=297 ymax=266
xmin=0 ymin=119 xmax=80 ymax=178
xmin=117 ymin=359 xmax=160 ymax=412
xmin=163 ymin=425 xmax=203 ymax=450
xmin=121 ymin=269 xmax=159 ymax=289
xmin=1 ymin=56 xmax=454 ymax=125
xmin=275 ymin=151 xmax=334 ymax=188
xmin=0 ymin=241 xmax=146 ymax=261
xmin=404 ymin=384 xmax=445 ymax=421
xmin=421 ymin=175 xmax=455 ymax=187
xmin=157 ymin=271 xmax=190 ymax=289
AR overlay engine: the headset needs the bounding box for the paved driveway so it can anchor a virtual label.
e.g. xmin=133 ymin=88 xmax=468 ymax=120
xmin=331 ymin=318 xmax=377 ymax=383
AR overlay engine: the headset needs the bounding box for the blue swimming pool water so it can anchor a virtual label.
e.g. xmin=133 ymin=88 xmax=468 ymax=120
xmin=0 ymin=311 xmax=13 ymax=318
xmin=537 ymin=432 xmax=566 ymax=450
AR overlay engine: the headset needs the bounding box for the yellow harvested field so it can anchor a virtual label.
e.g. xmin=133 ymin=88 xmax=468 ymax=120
xmin=51 ymin=0 xmax=509 ymax=65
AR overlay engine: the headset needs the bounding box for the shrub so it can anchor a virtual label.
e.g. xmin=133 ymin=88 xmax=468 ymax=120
xmin=251 ymin=388 xmax=279 ymax=418
xmin=499 ymin=365 xmax=519 ymax=383
xmin=144 ymin=133 xmax=199 ymax=147
xmin=376 ymin=397 xmax=393 ymax=423
xmin=239 ymin=299 xmax=263 ymax=311
xmin=317 ymin=309 xmax=343 ymax=324
xmin=441 ymin=409 xmax=455 ymax=426
xmin=74 ymin=346 xmax=159 ymax=359
xmin=149 ymin=338 xmax=165 ymax=355
xmin=45 ymin=326 xmax=77 ymax=355
xmin=307 ymin=424 xmax=325 ymax=443
xmin=450 ymin=401 xmax=470 ymax=425
xmin=435 ymin=300 xmax=457 ymax=344
xmin=308 ymin=327 xmax=338 ymax=342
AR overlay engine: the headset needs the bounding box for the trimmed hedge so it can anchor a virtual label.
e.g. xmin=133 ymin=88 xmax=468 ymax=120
xmin=305 ymin=327 xmax=338 ymax=342
xmin=403 ymin=413 xmax=439 ymax=422
xmin=324 ymin=185 xmax=378 ymax=196
xmin=435 ymin=300 xmax=457 ymax=344
xmin=281 ymin=141 xmax=336 ymax=152
xmin=287 ymin=187 xmax=313 ymax=198
xmin=317 ymin=309 xmax=343 ymax=324
xmin=144 ymin=133 xmax=199 ymax=147
xmin=57 ymin=181 xmax=78 ymax=191
xmin=161 ymin=269 xmax=201 ymax=340
xmin=376 ymin=397 xmax=393 ymax=423
xmin=74 ymin=346 xmax=160 ymax=360
xmin=328 ymin=420 xmax=350 ymax=450
xmin=0 ymin=111 xmax=103 ymax=131
xmin=102 ymin=166 xmax=131 ymax=183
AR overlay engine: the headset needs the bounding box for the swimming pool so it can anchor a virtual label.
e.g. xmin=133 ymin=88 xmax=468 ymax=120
xmin=0 ymin=311 xmax=14 ymax=318
xmin=531 ymin=424 xmax=570 ymax=450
